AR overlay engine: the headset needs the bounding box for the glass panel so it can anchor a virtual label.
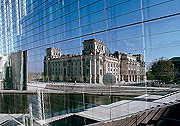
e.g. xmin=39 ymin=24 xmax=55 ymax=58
xmin=0 ymin=0 xmax=180 ymax=125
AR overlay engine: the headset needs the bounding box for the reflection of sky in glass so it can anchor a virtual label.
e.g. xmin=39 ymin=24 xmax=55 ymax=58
xmin=1 ymin=0 xmax=180 ymax=72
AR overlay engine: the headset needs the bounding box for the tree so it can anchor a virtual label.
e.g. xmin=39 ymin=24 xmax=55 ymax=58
xmin=147 ymin=58 xmax=175 ymax=83
xmin=64 ymin=76 xmax=72 ymax=82
xmin=77 ymin=75 xmax=82 ymax=82
xmin=46 ymin=75 xmax=49 ymax=82
xmin=59 ymin=75 xmax=63 ymax=82
xmin=51 ymin=75 xmax=56 ymax=82
xmin=68 ymin=76 xmax=72 ymax=82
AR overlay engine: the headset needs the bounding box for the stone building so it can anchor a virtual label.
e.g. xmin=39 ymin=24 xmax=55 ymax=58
xmin=121 ymin=53 xmax=145 ymax=82
xmin=169 ymin=57 xmax=180 ymax=82
xmin=44 ymin=39 xmax=145 ymax=84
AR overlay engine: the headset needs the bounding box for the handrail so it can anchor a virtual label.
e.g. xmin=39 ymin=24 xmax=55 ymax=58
xmin=87 ymin=100 xmax=180 ymax=126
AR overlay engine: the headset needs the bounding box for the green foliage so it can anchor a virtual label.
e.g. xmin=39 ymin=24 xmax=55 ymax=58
xmin=51 ymin=75 xmax=56 ymax=81
xmin=147 ymin=58 xmax=175 ymax=83
xmin=64 ymin=76 xmax=72 ymax=82
xmin=59 ymin=75 xmax=63 ymax=82
xmin=68 ymin=76 xmax=72 ymax=82
xmin=45 ymin=75 xmax=49 ymax=82
xmin=77 ymin=75 xmax=82 ymax=82
xmin=146 ymin=71 xmax=154 ymax=80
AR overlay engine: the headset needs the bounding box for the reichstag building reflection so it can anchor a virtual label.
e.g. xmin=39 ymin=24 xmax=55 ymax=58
xmin=44 ymin=39 xmax=145 ymax=83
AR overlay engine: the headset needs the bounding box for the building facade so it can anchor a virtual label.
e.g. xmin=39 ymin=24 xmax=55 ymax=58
xmin=0 ymin=55 xmax=7 ymax=89
xmin=169 ymin=57 xmax=180 ymax=83
xmin=0 ymin=0 xmax=179 ymax=86
xmin=44 ymin=39 xmax=145 ymax=84
xmin=0 ymin=50 xmax=28 ymax=90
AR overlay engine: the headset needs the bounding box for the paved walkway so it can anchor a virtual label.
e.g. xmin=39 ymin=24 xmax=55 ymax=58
xmin=0 ymin=82 xmax=178 ymax=94
xmin=37 ymin=113 xmax=74 ymax=125
xmin=76 ymin=91 xmax=180 ymax=121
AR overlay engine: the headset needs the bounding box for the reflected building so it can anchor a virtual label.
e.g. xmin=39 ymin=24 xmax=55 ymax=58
xmin=0 ymin=94 xmax=28 ymax=114
xmin=0 ymin=55 xmax=7 ymax=89
xmin=169 ymin=57 xmax=180 ymax=82
xmin=44 ymin=39 xmax=145 ymax=83
xmin=169 ymin=57 xmax=180 ymax=71
xmin=0 ymin=50 xmax=28 ymax=90
xmin=121 ymin=54 xmax=145 ymax=82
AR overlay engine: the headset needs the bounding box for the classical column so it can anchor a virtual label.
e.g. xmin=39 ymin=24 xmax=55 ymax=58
xmin=94 ymin=55 xmax=96 ymax=84
xmin=89 ymin=57 xmax=92 ymax=84
xmin=118 ymin=68 xmax=120 ymax=82
xmin=136 ymin=74 xmax=138 ymax=82
xmin=97 ymin=58 xmax=100 ymax=83
xmin=128 ymin=70 xmax=130 ymax=82
xmin=103 ymin=59 xmax=106 ymax=74
xmin=130 ymin=68 xmax=133 ymax=82
xmin=131 ymin=71 xmax=133 ymax=82
xmin=118 ymin=62 xmax=120 ymax=82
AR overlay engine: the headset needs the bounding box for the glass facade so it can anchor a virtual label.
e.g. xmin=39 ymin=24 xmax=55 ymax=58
xmin=0 ymin=0 xmax=179 ymax=79
xmin=0 ymin=0 xmax=180 ymax=125
xmin=0 ymin=0 xmax=180 ymax=82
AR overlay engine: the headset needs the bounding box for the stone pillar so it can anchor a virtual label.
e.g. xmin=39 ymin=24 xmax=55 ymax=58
xmin=131 ymin=75 xmax=133 ymax=82
xmin=128 ymin=71 xmax=130 ymax=82
xmin=94 ymin=55 xmax=96 ymax=84
xmin=132 ymin=70 xmax=134 ymax=81
xmin=134 ymin=71 xmax=136 ymax=82
xmin=118 ymin=69 xmax=120 ymax=82
xmin=103 ymin=60 xmax=106 ymax=74
xmin=97 ymin=59 xmax=100 ymax=83
xmin=89 ymin=57 xmax=92 ymax=84
xmin=118 ymin=62 xmax=120 ymax=82
xmin=136 ymin=75 xmax=138 ymax=82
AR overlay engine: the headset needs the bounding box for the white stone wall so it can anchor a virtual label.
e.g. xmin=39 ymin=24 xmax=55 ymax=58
xmin=44 ymin=39 xmax=145 ymax=84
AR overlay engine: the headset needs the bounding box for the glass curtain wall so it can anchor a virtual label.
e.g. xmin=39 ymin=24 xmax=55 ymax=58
xmin=0 ymin=0 xmax=180 ymax=125
xmin=0 ymin=0 xmax=179 ymax=84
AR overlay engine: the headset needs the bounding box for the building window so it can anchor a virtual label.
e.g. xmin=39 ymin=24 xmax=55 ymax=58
xmin=100 ymin=61 xmax=103 ymax=65
xmin=63 ymin=62 xmax=66 ymax=66
xmin=100 ymin=69 xmax=102 ymax=76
